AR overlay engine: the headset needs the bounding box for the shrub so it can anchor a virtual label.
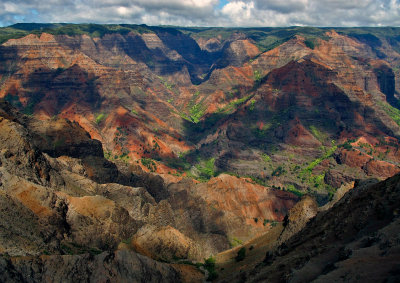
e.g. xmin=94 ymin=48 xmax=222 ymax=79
xmin=204 ymin=256 xmax=218 ymax=281
xmin=95 ymin=113 xmax=106 ymax=124
xmin=304 ymin=39 xmax=315 ymax=49
xmin=235 ymin=247 xmax=246 ymax=262
xmin=196 ymin=157 xmax=216 ymax=180
xmin=272 ymin=165 xmax=286 ymax=176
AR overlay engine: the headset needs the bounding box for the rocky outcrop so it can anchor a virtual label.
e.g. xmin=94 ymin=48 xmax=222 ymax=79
xmin=364 ymin=159 xmax=400 ymax=177
xmin=130 ymin=225 xmax=196 ymax=261
xmin=236 ymin=173 xmax=400 ymax=283
xmin=277 ymin=195 xmax=318 ymax=244
xmin=0 ymin=250 xmax=182 ymax=283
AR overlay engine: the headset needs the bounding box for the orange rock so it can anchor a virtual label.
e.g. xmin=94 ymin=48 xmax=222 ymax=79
xmin=364 ymin=160 xmax=400 ymax=178
xmin=337 ymin=149 xmax=371 ymax=168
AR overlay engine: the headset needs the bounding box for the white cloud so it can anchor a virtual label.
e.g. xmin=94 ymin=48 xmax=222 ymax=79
xmin=221 ymin=1 xmax=255 ymax=26
xmin=0 ymin=0 xmax=399 ymax=27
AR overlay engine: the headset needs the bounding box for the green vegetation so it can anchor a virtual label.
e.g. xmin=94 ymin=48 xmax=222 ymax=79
xmin=249 ymin=99 xmax=256 ymax=111
xmin=304 ymin=39 xmax=315 ymax=49
xmin=286 ymin=184 xmax=304 ymax=197
xmin=53 ymin=138 xmax=65 ymax=149
xmin=310 ymin=173 xmax=325 ymax=188
xmin=272 ymin=165 xmax=286 ymax=177
xmin=60 ymin=242 xmax=102 ymax=256
xmin=4 ymin=93 xmax=44 ymax=116
xmin=104 ymin=151 xmax=113 ymax=160
xmin=4 ymin=94 xmax=22 ymax=108
xmin=113 ymin=126 xmax=129 ymax=150
xmin=254 ymin=70 xmax=262 ymax=82
xmin=196 ymin=157 xmax=216 ymax=181
xmin=23 ymin=93 xmax=45 ymax=116
xmin=235 ymin=247 xmax=246 ymax=262
xmin=165 ymin=154 xmax=191 ymax=172
xmin=189 ymin=101 xmax=207 ymax=123
xmin=378 ymin=101 xmax=400 ymax=127
xmin=309 ymin=125 xmax=326 ymax=142
xmin=204 ymin=256 xmax=218 ymax=281
xmin=261 ymin=153 xmax=271 ymax=163
xmin=295 ymin=143 xmax=337 ymax=195
xmin=95 ymin=113 xmax=106 ymax=124
xmin=175 ymin=91 xmax=207 ymax=124
xmin=341 ymin=140 xmax=353 ymax=150
xmin=263 ymin=219 xmax=279 ymax=226
xmin=141 ymin=158 xmax=157 ymax=172
xmin=230 ymin=237 xmax=243 ymax=247
xmin=131 ymin=109 xmax=138 ymax=115
xmin=301 ymin=144 xmax=337 ymax=175
xmin=158 ymin=76 xmax=175 ymax=91
xmin=217 ymin=94 xmax=253 ymax=115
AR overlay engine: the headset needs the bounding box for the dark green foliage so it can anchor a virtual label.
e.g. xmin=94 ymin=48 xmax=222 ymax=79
xmin=196 ymin=157 xmax=216 ymax=181
xmin=341 ymin=141 xmax=353 ymax=150
xmin=235 ymin=247 xmax=246 ymax=262
xmin=272 ymin=165 xmax=286 ymax=177
xmin=4 ymin=94 xmax=22 ymax=108
xmin=204 ymin=256 xmax=218 ymax=281
xmin=304 ymin=39 xmax=315 ymax=49
xmin=23 ymin=93 xmax=45 ymax=115
xmin=141 ymin=158 xmax=157 ymax=172
xmin=165 ymin=156 xmax=191 ymax=171
xmin=4 ymin=93 xmax=44 ymax=115
xmin=60 ymin=242 xmax=102 ymax=256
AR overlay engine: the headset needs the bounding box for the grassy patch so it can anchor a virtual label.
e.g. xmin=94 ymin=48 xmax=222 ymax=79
xmin=95 ymin=113 xmax=106 ymax=124
xmin=196 ymin=157 xmax=216 ymax=181
xmin=286 ymin=184 xmax=304 ymax=197
xmin=230 ymin=237 xmax=243 ymax=247
xmin=378 ymin=101 xmax=400 ymax=126
xmin=261 ymin=153 xmax=271 ymax=163
xmin=141 ymin=158 xmax=157 ymax=172
xmin=301 ymin=144 xmax=337 ymax=175
xmin=189 ymin=101 xmax=207 ymax=123
xmin=309 ymin=125 xmax=325 ymax=142
xmin=60 ymin=242 xmax=102 ymax=256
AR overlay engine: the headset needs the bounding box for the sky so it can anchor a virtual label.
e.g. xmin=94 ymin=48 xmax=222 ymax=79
xmin=0 ymin=0 xmax=399 ymax=27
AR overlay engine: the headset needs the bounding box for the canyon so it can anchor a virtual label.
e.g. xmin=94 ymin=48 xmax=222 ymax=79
xmin=0 ymin=24 xmax=400 ymax=282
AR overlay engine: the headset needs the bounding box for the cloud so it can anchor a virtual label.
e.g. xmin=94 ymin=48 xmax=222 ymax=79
xmin=0 ymin=0 xmax=399 ymax=27
xmin=254 ymin=0 xmax=308 ymax=14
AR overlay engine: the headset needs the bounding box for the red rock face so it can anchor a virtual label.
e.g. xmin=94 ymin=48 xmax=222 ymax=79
xmin=199 ymin=174 xmax=297 ymax=223
xmin=285 ymin=118 xmax=321 ymax=147
xmin=364 ymin=159 xmax=400 ymax=177
xmin=337 ymin=149 xmax=372 ymax=168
